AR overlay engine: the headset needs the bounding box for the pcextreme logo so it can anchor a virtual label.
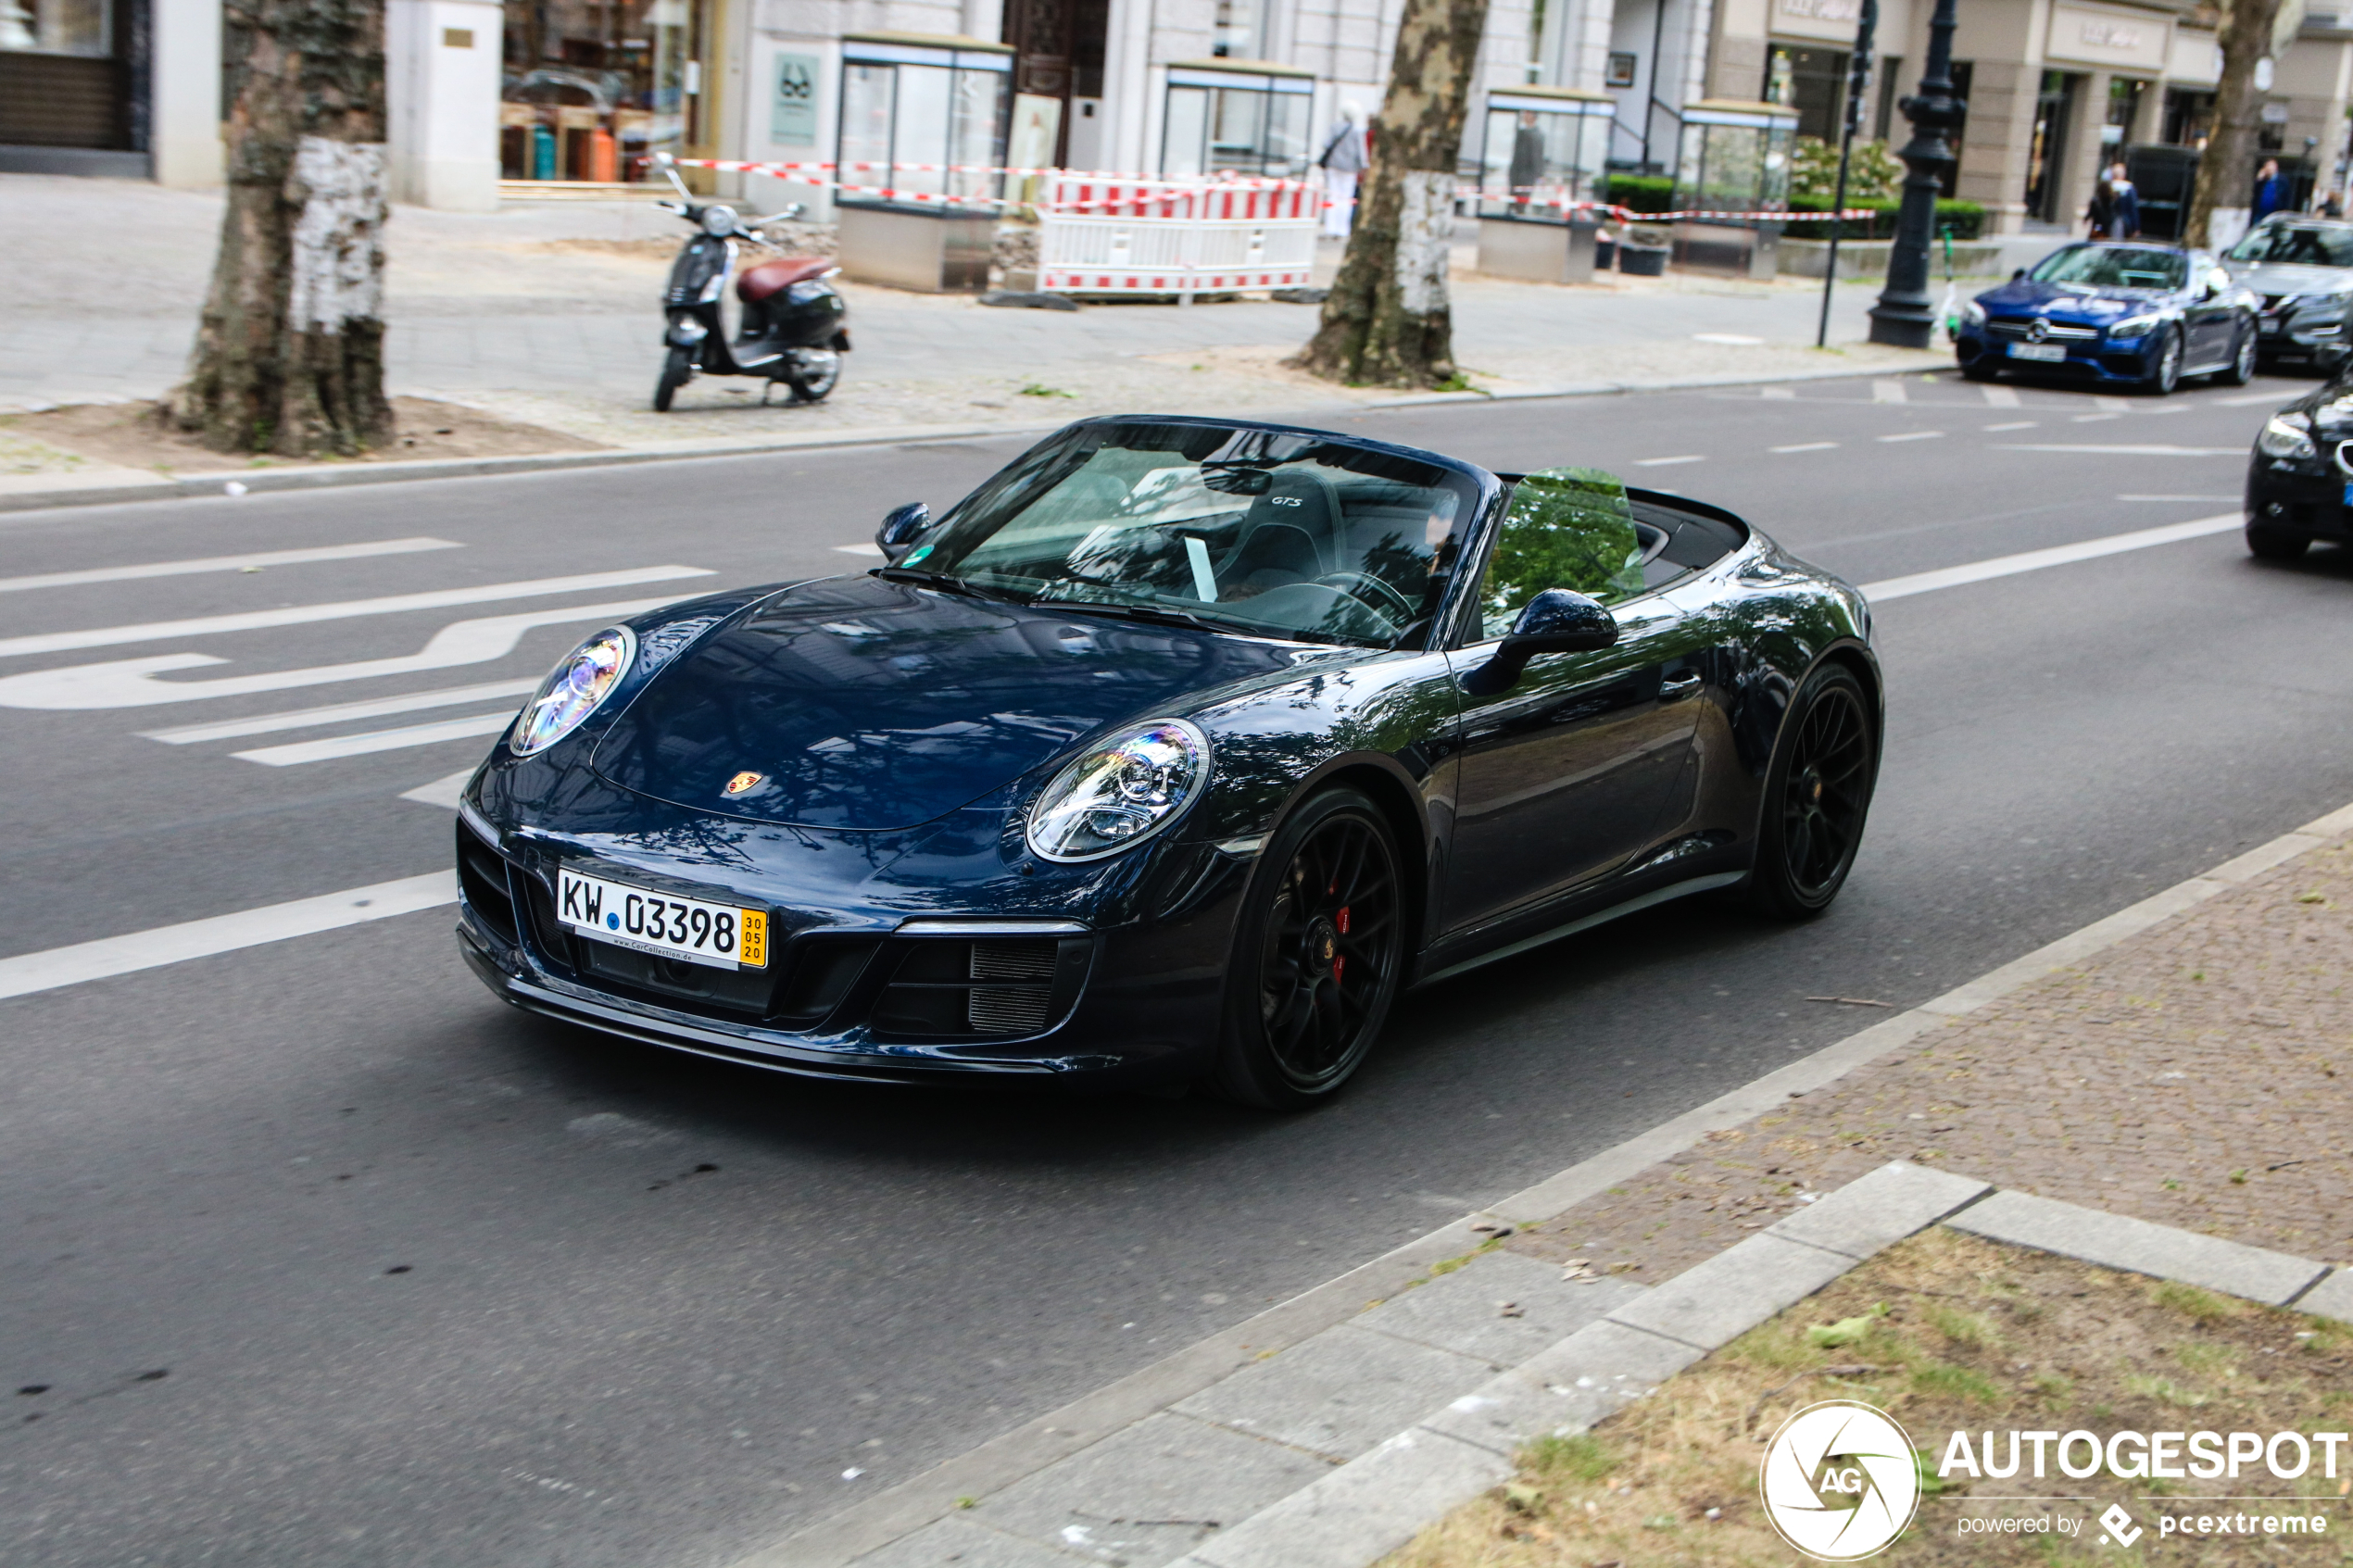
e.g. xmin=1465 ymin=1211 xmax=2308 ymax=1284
xmin=1759 ymin=1400 xmax=1924 ymax=1562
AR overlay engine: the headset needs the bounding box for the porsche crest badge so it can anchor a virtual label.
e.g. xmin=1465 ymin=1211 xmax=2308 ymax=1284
xmin=723 ymin=771 xmax=766 ymax=797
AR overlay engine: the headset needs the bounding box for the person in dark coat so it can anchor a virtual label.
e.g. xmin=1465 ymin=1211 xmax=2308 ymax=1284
xmin=2087 ymin=178 xmax=2116 ymax=238
xmin=1508 ymin=110 xmax=1546 ymax=212
xmin=2108 ymin=160 xmax=2141 ymax=237
xmin=2254 ymin=158 xmax=2285 ymax=221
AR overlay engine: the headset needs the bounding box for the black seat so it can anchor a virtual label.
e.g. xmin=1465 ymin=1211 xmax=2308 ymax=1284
xmin=1217 ymin=471 xmax=1340 ymax=597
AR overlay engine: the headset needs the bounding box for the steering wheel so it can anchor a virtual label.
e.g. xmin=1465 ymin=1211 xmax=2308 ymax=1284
xmin=1314 ymin=571 xmax=1416 ymax=625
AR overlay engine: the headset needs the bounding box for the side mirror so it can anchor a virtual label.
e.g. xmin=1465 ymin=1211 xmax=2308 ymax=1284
xmin=2013 ymin=268 xmax=2028 ymax=280
xmin=1463 ymin=589 xmax=1618 ymax=695
xmin=876 ymin=502 xmax=930 ymax=564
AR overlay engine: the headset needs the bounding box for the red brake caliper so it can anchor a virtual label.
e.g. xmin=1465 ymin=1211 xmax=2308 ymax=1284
xmin=1332 ymin=906 xmax=1349 ymax=982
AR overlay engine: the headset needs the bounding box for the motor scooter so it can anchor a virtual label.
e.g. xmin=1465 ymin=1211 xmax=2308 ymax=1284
xmin=649 ymin=154 xmax=849 ymax=410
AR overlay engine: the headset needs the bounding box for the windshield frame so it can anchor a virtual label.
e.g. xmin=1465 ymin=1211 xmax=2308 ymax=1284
xmin=890 ymin=416 xmax=1505 ymax=653
xmin=2027 ymin=244 xmax=2190 ymax=291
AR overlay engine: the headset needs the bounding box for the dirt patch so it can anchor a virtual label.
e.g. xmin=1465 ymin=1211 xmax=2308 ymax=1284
xmin=0 ymin=395 xmax=605 ymax=474
xmin=1384 ymin=1229 xmax=2353 ymax=1568
xmin=518 ymin=220 xmax=839 ymax=266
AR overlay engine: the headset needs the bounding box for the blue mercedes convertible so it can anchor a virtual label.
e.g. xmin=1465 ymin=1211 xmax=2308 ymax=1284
xmin=1954 ymin=241 xmax=2259 ymax=394
xmin=452 ymin=417 xmax=1880 ymax=1108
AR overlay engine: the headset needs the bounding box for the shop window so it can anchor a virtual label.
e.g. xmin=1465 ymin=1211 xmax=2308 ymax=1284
xmin=1 ymin=0 xmax=108 ymax=54
xmin=2023 ymin=70 xmax=2081 ymax=221
xmin=0 ymin=0 xmax=129 ymax=151
xmin=1477 ymin=87 xmax=1615 ymax=217
xmin=837 ymin=35 xmax=1012 ymax=208
xmin=1213 ymin=0 xmax=1255 ymax=58
xmin=1764 ymin=44 xmax=1847 ymax=144
xmin=1161 ymin=63 xmax=1312 ymax=179
xmin=500 ymin=0 xmax=695 ymax=182
xmin=2162 ymin=87 xmax=2214 ymax=148
xmin=2104 ymin=76 xmax=2146 ymax=155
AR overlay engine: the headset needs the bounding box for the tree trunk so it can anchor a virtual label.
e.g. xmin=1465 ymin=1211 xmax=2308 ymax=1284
xmin=2183 ymin=0 xmax=2286 ymax=248
xmin=1294 ymin=0 xmax=1491 ymax=388
xmin=173 ymin=0 xmax=391 ymax=458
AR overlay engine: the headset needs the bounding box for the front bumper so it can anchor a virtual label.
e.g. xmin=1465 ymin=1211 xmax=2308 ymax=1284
xmin=2245 ymin=450 xmax=2353 ymax=541
xmin=453 ymin=810 xmax=1245 ymax=1090
xmin=1954 ymin=326 xmax=2159 ymax=383
xmin=2256 ymin=315 xmax=2347 ymax=366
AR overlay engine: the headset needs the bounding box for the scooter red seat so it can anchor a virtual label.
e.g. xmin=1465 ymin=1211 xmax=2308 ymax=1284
xmin=737 ymin=257 xmax=832 ymax=302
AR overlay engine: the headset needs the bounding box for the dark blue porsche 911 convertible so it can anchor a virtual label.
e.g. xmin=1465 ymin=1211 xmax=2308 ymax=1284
xmin=454 ymin=417 xmax=1880 ymax=1108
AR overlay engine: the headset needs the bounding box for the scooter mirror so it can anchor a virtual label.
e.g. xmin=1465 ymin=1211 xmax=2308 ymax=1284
xmin=877 ymin=503 xmax=931 ymax=563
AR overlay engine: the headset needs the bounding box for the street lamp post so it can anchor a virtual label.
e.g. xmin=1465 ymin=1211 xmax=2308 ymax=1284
xmin=1868 ymin=0 xmax=1965 ymax=346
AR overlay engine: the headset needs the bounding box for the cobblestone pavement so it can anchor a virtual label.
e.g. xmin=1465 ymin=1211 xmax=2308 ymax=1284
xmin=1507 ymin=834 xmax=2353 ymax=1286
xmin=0 ymin=173 xmax=1943 ymax=430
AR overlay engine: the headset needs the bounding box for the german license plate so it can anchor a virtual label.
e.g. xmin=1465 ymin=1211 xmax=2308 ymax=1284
xmin=2007 ymin=342 xmax=2068 ymax=362
xmin=558 ymin=870 xmax=767 ymax=970
xmin=2261 ymin=319 xmax=2282 ymax=334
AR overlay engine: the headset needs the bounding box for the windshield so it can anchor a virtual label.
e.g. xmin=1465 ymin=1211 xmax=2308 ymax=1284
xmin=898 ymin=420 xmax=1485 ymax=647
xmin=2226 ymin=222 xmax=2353 ymax=267
xmin=2028 ymin=245 xmax=2187 ymax=290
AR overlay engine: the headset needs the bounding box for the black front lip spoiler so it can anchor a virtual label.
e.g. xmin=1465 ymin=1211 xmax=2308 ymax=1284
xmin=459 ymin=934 xmax=1116 ymax=1085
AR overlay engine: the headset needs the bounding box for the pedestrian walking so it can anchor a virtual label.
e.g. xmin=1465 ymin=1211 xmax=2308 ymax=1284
xmin=2254 ymin=157 xmax=2285 ymax=222
xmin=2108 ymin=160 xmax=2140 ymax=237
xmin=2086 ymin=176 xmax=2116 ymax=238
xmin=1318 ymin=102 xmax=1367 ymax=239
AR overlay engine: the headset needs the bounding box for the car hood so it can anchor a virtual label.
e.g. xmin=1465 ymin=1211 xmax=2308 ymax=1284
xmin=1972 ymin=277 xmax=2172 ymax=322
xmin=591 ymin=572 xmax=1314 ymax=831
xmin=2227 ymin=261 xmax=2353 ymax=301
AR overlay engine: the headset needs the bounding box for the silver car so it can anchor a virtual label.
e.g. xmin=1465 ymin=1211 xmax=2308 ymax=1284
xmin=2221 ymin=217 xmax=2353 ymax=373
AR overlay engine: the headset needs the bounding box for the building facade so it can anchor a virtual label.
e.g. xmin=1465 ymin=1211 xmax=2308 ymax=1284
xmin=5 ymin=0 xmax=2350 ymax=242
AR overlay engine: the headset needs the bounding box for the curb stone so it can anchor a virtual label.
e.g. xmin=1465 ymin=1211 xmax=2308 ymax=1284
xmin=749 ymin=798 xmax=2353 ymax=1568
xmin=1163 ymin=1174 xmax=2350 ymax=1568
xmin=0 ymin=359 xmax=1948 ymax=517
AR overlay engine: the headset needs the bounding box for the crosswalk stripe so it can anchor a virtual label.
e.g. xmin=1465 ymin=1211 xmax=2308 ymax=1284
xmin=0 ymin=537 xmax=460 ymax=595
xmin=141 ymin=679 xmax=541 ymax=745
xmin=0 ymin=872 xmax=458 ymax=1004
xmin=0 ymin=565 xmax=712 ymax=659
xmin=1978 ymin=384 xmax=2020 ymax=407
xmin=400 ymin=768 xmax=477 ymax=809
xmin=1858 ymin=513 xmax=2241 ymax=601
xmin=1872 ymin=380 xmax=1907 ymax=404
xmin=232 ymin=710 xmax=518 ymax=766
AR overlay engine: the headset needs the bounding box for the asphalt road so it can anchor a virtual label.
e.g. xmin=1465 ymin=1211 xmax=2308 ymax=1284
xmin=6 ymin=369 xmax=2351 ymax=1568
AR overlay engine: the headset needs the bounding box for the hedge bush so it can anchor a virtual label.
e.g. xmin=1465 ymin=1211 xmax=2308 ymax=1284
xmin=1785 ymin=196 xmax=1988 ymax=241
xmin=1597 ymin=173 xmax=1676 ymax=213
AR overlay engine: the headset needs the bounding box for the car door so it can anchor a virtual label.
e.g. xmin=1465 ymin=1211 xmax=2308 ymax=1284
xmin=1444 ymin=596 xmax=1705 ymax=931
xmin=1439 ymin=473 xmax=1711 ymax=933
xmin=2182 ymin=252 xmax=2234 ymax=362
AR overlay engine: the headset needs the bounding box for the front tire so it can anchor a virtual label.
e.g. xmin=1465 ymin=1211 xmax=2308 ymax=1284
xmin=2221 ymin=322 xmax=2257 ymax=385
xmin=652 ymin=345 xmax=692 ymax=412
xmin=786 ymin=348 xmax=841 ymax=403
xmin=2143 ymin=327 xmax=2183 ymax=395
xmin=1959 ymin=357 xmax=1998 ymax=383
xmin=2246 ymin=523 xmax=2311 ymax=560
xmin=1745 ymin=663 xmax=1877 ymax=921
xmin=1211 ymin=788 xmax=1405 ymax=1110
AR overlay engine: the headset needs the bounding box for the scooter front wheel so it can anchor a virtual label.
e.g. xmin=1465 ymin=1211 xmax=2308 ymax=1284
xmin=652 ymin=345 xmax=693 ymax=412
xmin=785 ymin=348 xmax=840 ymax=404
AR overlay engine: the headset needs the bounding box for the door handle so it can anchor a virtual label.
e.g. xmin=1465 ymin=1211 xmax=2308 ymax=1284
xmin=1660 ymin=671 xmax=1704 ymax=701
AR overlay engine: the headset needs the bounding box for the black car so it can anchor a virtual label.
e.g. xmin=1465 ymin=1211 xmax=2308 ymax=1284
xmin=2246 ymin=383 xmax=2353 ymax=558
xmin=2221 ymin=216 xmax=2353 ymax=373
xmin=453 ymin=417 xmax=1881 ymax=1108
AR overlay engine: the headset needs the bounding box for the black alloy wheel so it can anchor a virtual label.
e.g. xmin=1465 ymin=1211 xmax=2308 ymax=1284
xmin=1213 ymin=788 xmax=1404 ymax=1110
xmin=1745 ymin=663 xmax=1876 ymax=921
xmin=2221 ymin=322 xmax=2258 ymax=386
xmin=652 ymin=345 xmax=693 ymax=412
xmin=2145 ymin=327 xmax=2183 ymax=395
xmin=2246 ymin=522 xmax=2311 ymax=560
xmin=786 ymin=348 xmax=841 ymax=403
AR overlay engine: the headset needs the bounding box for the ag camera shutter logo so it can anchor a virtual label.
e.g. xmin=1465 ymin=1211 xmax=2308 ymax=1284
xmin=1759 ymin=1400 xmax=1923 ymax=1561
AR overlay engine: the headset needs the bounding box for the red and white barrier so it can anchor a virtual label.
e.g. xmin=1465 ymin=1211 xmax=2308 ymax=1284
xmin=1033 ymin=175 xmax=1321 ymax=295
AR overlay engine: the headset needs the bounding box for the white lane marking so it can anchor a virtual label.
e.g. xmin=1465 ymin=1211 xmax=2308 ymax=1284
xmin=1872 ymin=380 xmax=1907 ymax=404
xmin=1991 ymin=444 xmax=2243 ymax=456
xmin=2094 ymin=395 xmax=2133 ymax=413
xmin=1692 ymin=332 xmax=1763 ymax=345
xmin=2119 ymin=493 xmax=2238 ymax=501
xmin=1771 ymin=441 xmax=1838 ymax=454
xmin=233 ymin=710 xmax=517 ymax=766
xmin=0 ymin=566 xmax=711 ymax=659
xmin=1859 ymin=513 xmax=2241 ymax=602
xmin=1979 ymin=384 xmax=2021 ymax=407
xmin=1984 ymin=420 xmax=2038 ymax=432
xmin=0 ymin=597 xmax=678 ymax=710
xmin=141 ymin=679 xmax=541 ymax=744
xmin=0 ymin=538 xmax=460 ymax=595
xmin=1634 ymin=455 xmax=1705 ymax=467
xmin=1878 ymin=430 xmax=1944 ymax=443
xmin=0 ymin=872 xmax=457 ymax=1004
xmin=1760 ymin=386 xmax=1796 ymax=400
xmin=2213 ymin=389 xmax=2296 ymax=406
xmin=400 ymin=768 xmax=476 ymax=809
xmin=0 ymin=512 xmax=2264 ymax=1001
xmin=2072 ymin=412 xmax=2124 ymax=422
xmin=833 ymin=544 xmax=886 ymax=558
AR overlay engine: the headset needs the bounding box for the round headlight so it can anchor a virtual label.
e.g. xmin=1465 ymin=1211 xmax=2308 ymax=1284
xmin=1026 ymin=720 xmax=1212 ymax=862
xmin=700 ymin=204 xmax=738 ymax=237
xmin=510 ymin=626 xmax=636 ymax=757
xmin=2258 ymin=411 xmax=2318 ymax=460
